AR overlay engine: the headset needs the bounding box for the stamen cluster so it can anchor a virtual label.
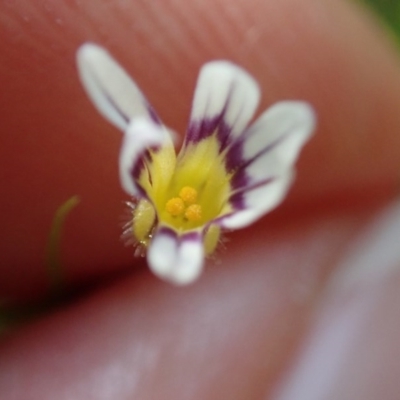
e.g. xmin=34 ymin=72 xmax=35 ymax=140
xmin=165 ymin=186 xmax=202 ymax=222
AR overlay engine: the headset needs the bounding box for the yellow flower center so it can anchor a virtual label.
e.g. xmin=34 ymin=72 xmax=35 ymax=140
xmin=165 ymin=186 xmax=203 ymax=222
xmin=179 ymin=186 xmax=198 ymax=205
xmin=135 ymin=135 xmax=234 ymax=233
xmin=165 ymin=197 xmax=185 ymax=216
xmin=185 ymin=204 xmax=202 ymax=221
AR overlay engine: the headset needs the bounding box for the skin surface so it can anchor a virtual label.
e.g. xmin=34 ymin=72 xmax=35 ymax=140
xmin=1 ymin=0 xmax=400 ymax=399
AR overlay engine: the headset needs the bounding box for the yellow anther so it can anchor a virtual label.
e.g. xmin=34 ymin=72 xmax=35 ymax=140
xmin=185 ymin=204 xmax=202 ymax=222
xmin=165 ymin=197 xmax=185 ymax=216
xmin=179 ymin=186 xmax=198 ymax=205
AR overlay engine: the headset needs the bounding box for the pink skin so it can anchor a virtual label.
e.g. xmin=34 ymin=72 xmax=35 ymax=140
xmin=1 ymin=0 xmax=400 ymax=398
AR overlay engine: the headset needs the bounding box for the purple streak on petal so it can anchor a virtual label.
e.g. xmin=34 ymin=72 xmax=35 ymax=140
xmin=184 ymin=77 xmax=256 ymax=154
xmin=228 ymin=177 xmax=275 ymax=210
xmin=217 ymin=87 xmax=250 ymax=150
xmin=185 ymin=115 xmax=236 ymax=154
xmin=130 ymin=146 xmax=160 ymax=180
xmin=158 ymin=226 xmax=178 ymax=239
xmin=91 ymin=64 xmax=161 ymax=127
xmin=225 ymin=137 xmax=250 ymax=191
xmin=243 ymin=134 xmax=287 ymax=170
xmin=226 ymin=131 xmax=289 ymax=190
xmin=225 ymin=137 xmax=245 ymax=172
xmin=216 ymin=120 xmax=233 ymax=151
xmin=157 ymin=226 xmax=202 ymax=244
xmin=228 ymin=189 xmax=245 ymax=211
xmin=131 ymin=155 xmax=145 ymax=181
xmin=185 ymin=85 xmax=240 ymax=147
xmin=104 ymin=91 xmax=130 ymax=124
xmin=157 ymin=227 xmax=202 ymax=247
xmin=181 ymin=231 xmax=202 ymax=242
xmin=230 ymin=168 xmax=250 ymax=191
xmin=128 ymin=145 xmax=162 ymax=199
xmin=135 ymin=184 xmax=147 ymax=198
xmin=186 ymin=115 xmax=220 ymax=143
xmin=147 ymin=104 xmax=162 ymax=125
xmin=129 ymin=159 xmax=147 ymax=198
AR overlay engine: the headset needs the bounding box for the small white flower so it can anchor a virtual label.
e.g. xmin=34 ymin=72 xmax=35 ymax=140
xmin=76 ymin=43 xmax=316 ymax=285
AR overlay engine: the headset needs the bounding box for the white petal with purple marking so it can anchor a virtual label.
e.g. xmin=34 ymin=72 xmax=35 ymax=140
xmin=77 ymin=43 xmax=156 ymax=131
xmin=189 ymin=61 xmax=260 ymax=139
xmin=238 ymin=102 xmax=314 ymax=186
xmin=148 ymin=229 xmax=204 ymax=285
xmin=119 ymin=118 xmax=166 ymax=196
xmin=221 ymin=172 xmax=293 ymax=229
xmin=243 ymin=101 xmax=315 ymax=169
xmin=218 ymin=102 xmax=315 ymax=229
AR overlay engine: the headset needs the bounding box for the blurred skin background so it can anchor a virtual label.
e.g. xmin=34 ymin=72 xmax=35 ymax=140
xmin=1 ymin=0 xmax=400 ymax=398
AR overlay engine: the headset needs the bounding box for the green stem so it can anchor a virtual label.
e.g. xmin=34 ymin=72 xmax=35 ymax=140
xmin=46 ymin=195 xmax=80 ymax=293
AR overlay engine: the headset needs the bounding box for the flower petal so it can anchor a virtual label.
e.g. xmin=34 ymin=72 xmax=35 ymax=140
xmin=185 ymin=61 xmax=260 ymax=147
xmin=227 ymin=101 xmax=316 ymax=182
xmin=220 ymin=173 xmax=293 ymax=229
xmin=228 ymin=101 xmax=315 ymax=191
xmin=119 ymin=118 xmax=166 ymax=196
xmin=76 ymin=43 xmax=160 ymax=131
xmin=219 ymin=102 xmax=316 ymax=229
xmin=148 ymin=227 xmax=204 ymax=285
xmin=244 ymin=101 xmax=315 ymax=166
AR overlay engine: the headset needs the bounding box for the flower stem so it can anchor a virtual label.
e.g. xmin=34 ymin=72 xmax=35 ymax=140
xmin=46 ymin=195 xmax=80 ymax=294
